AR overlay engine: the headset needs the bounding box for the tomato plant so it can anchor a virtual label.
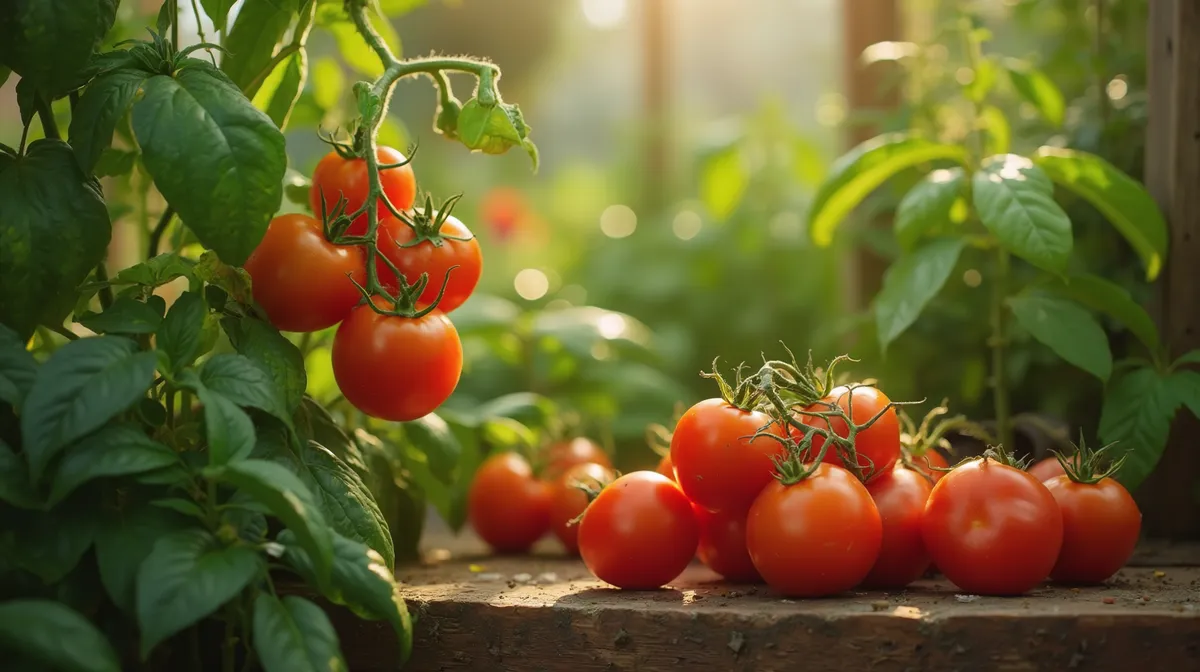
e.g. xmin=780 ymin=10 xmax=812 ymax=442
xmin=310 ymin=145 xmax=417 ymax=237
xmin=548 ymin=462 xmax=614 ymax=555
xmin=862 ymin=466 xmax=932 ymax=588
xmin=577 ymin=471 xmax=698 ymax=590
xmin=694 ymin=506 xmax=760 ymax=583
xmin=922 ymin=449 xmax=1063 ymax=595
xmin=467 ymin=452 xmax=552 ymax=554
xmin=378 ymin=197 xmax=483 ymax=314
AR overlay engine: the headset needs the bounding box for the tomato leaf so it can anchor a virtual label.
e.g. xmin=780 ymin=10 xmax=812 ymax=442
xmin=699 ymin=146 xmax=748 ymax=221
xmin=110 ymin=253 xmax=197 ymax=288
xmin=5 ymin=505 xmax=97 ymax=583
xmin=94 ymin=503 xmax=191 ymax=614
xmin=196 ymin=250 xmax=254 ymax=305
xmin=157 ymin=291 xmax=211 ymax=372
xmin=94 ymin=148 xmax=139 ymax=177
xmin=973 ymin=154 xmax=1072 ymax=274
xmin=21 ymin=336 xmax=157 ymax=482
xmin=1009 ymin=294 xmax=1112 ymax=381
xmin=1003 ymin=58 xmax=1065 ymax=127
xmin=252 ymin=48 xmax=307 ymax=130
xmin=979 ymin=105 xmax=1011 ymax=156
xmin=1100 ymin=366 xmax=1179 ymax=491
xmin=311 ymin=57 xmax=344 ymax=111
xmin=213 ymin=459 xmax=333 ymax=585
xmin=136 ymin=528 xmax=263 ymax=659
xmin=894 ymin=168 xmax=967 ymax=250
xmin=132 ymin=62 xmax=286 ymax=267
xmin=48 ymin=424 xmax=178 ymax=506
xmin=0 ymin=600 xmax=121 ymax=672
xmin=222 ymin=316 xmax=307 ymax=414
xmin=201 ymin=0 xmax=238 ymax=32
xmin=1041 ymin=273 xmax=1161 ymax=355
xmin=455 ymin=98 xmax=539 ymax=170
xmin=317 ymin=2 xmax=401 ymax=77
xmin=0 ymin=323 xmax=38 ymax=410
xmin=1169 ymin=369 xmax=1200 ymax=421
xmin=0 ymin=439 xmax=39 ymax=509
xmin=473 ymin=391 xmax=558 ymax=430
xmin=0 ymin=139 xmax=112 ymax=340
xmin=252 ymin=594 xmax=347 ymax=672
xmin=808 ymin=133 xmax=968 ymax=247
xmin=0 ymin=0 xmax=119 ymax=98
xmin=77 ymin=296 xmax=164 ymax=335
xmin=295 ymin=396 xmax=367 ymax=474
xmin=279 ymin=530 xmax=413 ymax=666
xmin=402 ymin=413 xmax=461 ymax=484
xmin=1033 ymin=147 xmax=1168 ymax=281
xmin=192 ymin=383 xmax=257 ymax=465
xmin=68 ymin=69 xmax=147 ymax=174
xmin=221 ymin=0 xmax=298 ymax=96
xmin=200 ymin=353 xmax=293 ymax=430
xmin=1175 ymin=351 xmax=1200 ymax=368
xmin=875 ymin=238 xmax=965 ymax=350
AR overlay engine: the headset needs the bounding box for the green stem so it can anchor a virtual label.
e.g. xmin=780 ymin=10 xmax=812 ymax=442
xmin=243 ymin=2 xmax=315 ymax=95
xmin=95 ymin=261 xmax=114 ymax=310
xmin=222 ymin=615 xmax=236 ymax=672
xmin=190 ymin=0 xmax=207 ymax=45
xmin=170 ymin=0 xmax=180 ymax=48
xmin=35 ymin=96 xmax=60 ymax=140
xmin=148 ymin=206 xmax=175 ymax=259
xmin=991 ymin=248 xmax=1013 ymax=449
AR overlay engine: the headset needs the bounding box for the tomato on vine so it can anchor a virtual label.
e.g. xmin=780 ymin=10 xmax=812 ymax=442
xmin=862 ymin=466 xmax=932 ymax=588
xmin=468 ymin=452 xmax=551 ymax=553
xmin=548 ymin=462 xmax=614 ymax=555
xmin=577 ymin=471 xmax=698 ymax=590
xmin=655 ymin=454 xmax=675 ymax=481
xmin=695 ymin=506 xmax=760 ymax=583
xmin=243 ymin=214 xmax=366 ymax=333
xmin=378 ymin=195 xmax=482 ymax=313
xmin=796 ymin=384 xmax=900 ymax=482
xmin=331 ymin=297 xmax=462 ymax=422
xmin=310 ymin=145 xmax=417 ymax=236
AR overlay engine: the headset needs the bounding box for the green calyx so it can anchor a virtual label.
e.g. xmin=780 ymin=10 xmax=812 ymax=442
xmin=394 ymin=193 xmax=473 ymax=249
xmin=1054 ymin=431 xmax=1124 ymax=485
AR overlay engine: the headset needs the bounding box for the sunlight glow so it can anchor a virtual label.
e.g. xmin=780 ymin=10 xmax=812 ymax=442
xmin=581 ymin=0 xmax=627 ymax=29
xmin=1106 ymin=75 xmax=1129 ymax=101
xmin=672 ymin=210 xmax=703 ymax=240
xmin=600 ymin=204 xmax=637 ymax=238
xmin=963 ymin=269 xmax=982 ymax=287
xmin=514 ymin=269 xmax=549 ymax=301
xmin=597 ymin=312 xmax=627 ymax=339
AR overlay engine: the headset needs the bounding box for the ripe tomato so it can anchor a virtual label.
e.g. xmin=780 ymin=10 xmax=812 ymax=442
xmin=309 ymin=146 xmax=416 ymax=236
xmin=542 ymin=437 xmax=610 ymax=481
xmin=467 ymin=452 xmax=551 ymax=553
xmin=922 ymin=457 xmax=1063 ymax=595
xmin=670 ymin=399 xmax=786 ymax=514
xmin=1028 ymin=456 xmax=1067 ymax=482
xmin=577 ymin=471 xmax=698 ymax=589
xmin=746 ymin=463 xmax=882 ymax=597
xmin=694 ymin=506 xmax=760 ymax=583
xmin=378 ymin=212 xmax=482 ymax=313
xmin=797 ymin=385 xmax=900 ymax=482
xmin=1043 ymin=475 xmax=1141 ymax=584
xmin=862 ymin=467 xmax=932 ymax=588
xmin=655 ymin=454 xmax=675 ymax=481
xmin=548 ymin=462 xmax=614 ymax=555
xmin=910 ymin=449 xmax=950 ymax=482
xmin=243 ymin=214 xmax=366 ymax=332
xmin=331 ymin=298 xmax=462 ymax=422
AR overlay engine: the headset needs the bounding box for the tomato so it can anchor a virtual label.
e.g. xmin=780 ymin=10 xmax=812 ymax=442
xmin=746 ymin=463 xmax=881 ymax=597
xmin=670 ymin=398 xmax=786 ymax=513
xmin=1028 ymin=456 xmax=1067 ymax=482
xmin=922 ymin=457 xmax=1063 ymax=595
xmin=378 ymin=212 xmax=482 ymax=314
xmin=542 ymin=437 xmax=610 ymax=481
xmin=577 ymin=471 xmax=698 ymax=590
xmin=910 ymin=449 xmax=950 ymax=482
xmin=331 ymin=298 xmax=462 ymax=422
xmin=694 ymin=506 xmax=760 ymax=583
xmin=309 ymin=146 xmax=417 ymax=236
xmin=480 ymin=186 xmax=527 ymax=242
xmin=548 ymin=462 xmax=614 ymax=555
xmin=655 ymin=454 xmax=676 ymax=481
xmin=243 ymin=214 xmax=366 ymax=332
xmin=1043 ymin=475 xmax=1141 ymax=584
xmin=862 ymin=467 xmax=932 ymax=588
xmin=797 ymin=385 xmax=900 ymax=481
xmin=467 ymin=452 xmax=551 ymax=553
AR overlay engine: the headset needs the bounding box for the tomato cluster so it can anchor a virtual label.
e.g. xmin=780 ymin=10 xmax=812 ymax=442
xmin=244 ymin=146 xmax=483 ymax=422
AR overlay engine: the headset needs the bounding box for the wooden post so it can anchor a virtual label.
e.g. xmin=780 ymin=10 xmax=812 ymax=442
xmin=1143 ymin=0 xmax=1200 ymax=540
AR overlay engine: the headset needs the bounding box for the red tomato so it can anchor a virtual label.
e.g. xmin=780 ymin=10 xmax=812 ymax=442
xmin=910 ymin=449 xmax=950 ymax=482
xmin=694 ymin=506 xmax=760 ymax=583
xmin=670 ymin=399 xmax=786 ymax=514
xmin=548 ymin=462 xmax=614 ymax=555
xmin=378 ymin=212 xmax=482 ymax=314
xmin=655 ymin=454 xmax=676 ymax=481
xmin=331 ymin=298 xmax=462 ymax=421
xmin=1028 ymin=456 xmax=1067 ymax=482
xmin=243 ymin=214 xmax=365 ymax=332
xmin=922 ymin=457 xmax=1063 ymax=595
xmin=797 ymin=385 xmax=900 ymax=482
xmin=745 ymin=463 xmax=882 ymax=597
xmin=862 ymin=467 xmax=932 ymax=588
xmin=542 ymin=437 xmax=611 ymax=481
xmin=479 ymin=187 xmax=527 ymax=242
xmin=1043 ymin=475 xmax=1141 ymax=584
xmin=309 ymin=146 xmax=417 ymax=236
xmin=467 ymin=452 xmax=551 ymax=553
xmin=577 ymin=471 xmax=698 ymax=589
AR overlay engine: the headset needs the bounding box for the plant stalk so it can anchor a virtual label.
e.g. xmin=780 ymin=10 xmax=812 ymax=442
xmin=95 ymin=261 xmax=114 ymax=310
xmin=990 ymin=248 xmax=1012 ymax=450
xmin=147 ymin=206 xmax=175 ymax=259
xmin=35 ymin=96 xmax=60 ymax=140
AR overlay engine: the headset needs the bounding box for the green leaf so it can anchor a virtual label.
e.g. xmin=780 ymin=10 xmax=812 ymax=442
xmin=0 ymin=439 xmax=39 ymax=508
xmin=972 ymin=154 xmax=1072 ymax=273
xmin=94 ymin=148 xmax=139 ymax=177
xmin=875 ymin=238 xmax=965 ymax=349
xmin=252 ymin=48 xmax=307 ymax=130
xmin=196 ymin=250 xmax=254 ymax=305
xmin=311 ymin=57 xmax=344 ymax=110
xmin=280 ymin=530 xmax=412 ymax=666
xmin=894 ymin=167 xmax=966 ymax=250
xmin=21 ymin=336 xmax=157 ymax=481
xmin=1175 ymin=351 xmax=1200 ymax=368
xmin=0 ymin=600 xmax=120 ymax=672
xmin=48 ymin=424 xmax=178 ymax=506
xmin=195 ymin=385 xmax=256 ymax=465
xmin=379 ymin=0 xmax=427 ymax=16
xmin=68 ymin=69 xmax=147 ymax=173
xmin=136 ymin=528 xmax=263 ymax=659
xmin=110 ymin=253 xmax=196 ymax=288
xmin=979 ymin=105 xmax=1011 ymax=156
xmin=1100 ymin=367 xmax=1179 ymax=490
xmin=402 ymin=413 xmax=461 ymax=483
xmin=152 ymin=497 xmax=206 ymax=518
xmin=253 ymin=594 xmax=347 ymax=672
xmin=77 ymin=296 xmax=164 ymax=335
xmin=4 ymin=505 xmax=97 ymax=583
xmin=0 ymin=0 xmax=119 ymax=98
xmin=1004 ymin=58 xmax=1065 ymax=126
xmin=222 ymin=316 xmax=307 ymax=413
xmin=1009 ymin=294 xmax=1112 ymax=381
xmin=0 ymin=139 xmax=112 ymax=339
xmin=474 ymin=392 xmax=558 ymax=429
xmin=95 ymin=505 xmax=191 ymax=613
xmin=0 ymin=322 xmax=37 ymax=409
xmin=157 ymin=291 xmax=210 ymax=371
xmin=699 ymin=146 xmax=747 ymax=220
xmin=317 ymin=3 xmax=400 ymax=77
xmin=1043 ymin=273 xmax=1161 ymax=355
xmin=199 ymin=353 xmax=292 ymax=428
xmin=295 ymin=396 xmax=366 ymax=474
xmin=1033 ymin=147 xmax=1168 ymax=281
xmin=221 ymin=0 xmax=297 ymax=96
xmin=964 ymin=57 xmax=997 ymax=103
xmin=132 ymin=63 xmax=287 ymax=266
xmin=456 ymin=98 xmax=539 ymax=170
xmin=808 ymin=133 xmax=968 ymax=246
xmin=215 ymin=459 xmax=333 ymax=584
xmin=1169 ymin=369 xmax=1200 ymax=420
xmin=201 ymin=0 xmax=238 ymax=32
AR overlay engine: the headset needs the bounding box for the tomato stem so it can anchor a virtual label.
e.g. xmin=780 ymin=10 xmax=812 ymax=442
xmin=1055 ymin=431 xmax=1125 ymax=484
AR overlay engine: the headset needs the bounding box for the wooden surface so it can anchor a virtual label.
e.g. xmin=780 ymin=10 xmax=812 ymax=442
xmin=1144 ymin=0 xmax=1200 ymax=539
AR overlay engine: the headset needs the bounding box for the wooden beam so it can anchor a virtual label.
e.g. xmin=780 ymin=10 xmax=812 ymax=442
xmin=1143 ymin=0 xmax=1200 ymax=540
